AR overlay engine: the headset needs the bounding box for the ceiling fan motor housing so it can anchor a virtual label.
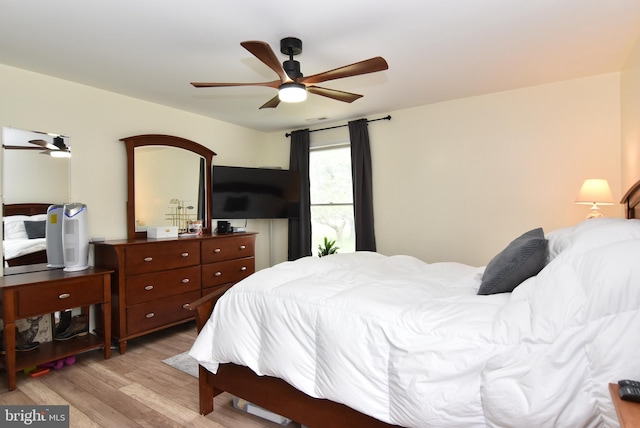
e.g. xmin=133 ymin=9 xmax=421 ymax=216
xmin=281 ymin=37 xmax=303 ymax=79
xmin=283 ymin=60 xmax=302 ymax=79
xmin=280 ymin=37 xmax=302 ymax=56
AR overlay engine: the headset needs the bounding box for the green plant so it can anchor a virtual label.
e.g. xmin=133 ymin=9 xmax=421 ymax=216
xmin=317 ymin=237 xmax=339 ymax=257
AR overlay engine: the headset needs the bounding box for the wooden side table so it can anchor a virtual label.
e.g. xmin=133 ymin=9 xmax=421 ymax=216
xmin=0 ymin=267 xmax=112 ymax=391
xmin=610 ymin=383 xmax=640 ymax=427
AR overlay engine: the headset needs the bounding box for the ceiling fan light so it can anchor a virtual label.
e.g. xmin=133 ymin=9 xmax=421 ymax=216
xmin=50 ymin=150 xmax=71 ymax=158
xmin=279 ymin=83 xmax=307 ymax=103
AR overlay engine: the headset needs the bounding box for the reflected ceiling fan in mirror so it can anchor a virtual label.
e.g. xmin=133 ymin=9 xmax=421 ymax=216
xmin=191 ymin=37 xmax=389 ymax=109
xmin=29 ymin=137 xmax=71 ymax=158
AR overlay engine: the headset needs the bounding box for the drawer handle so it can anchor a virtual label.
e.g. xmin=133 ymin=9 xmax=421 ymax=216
xmin=58 ymin=293 xmax=71 ymax=299
xmin=182 ymin=303 xmax=190 ymax=309
xmin=181 ymin=252 xmax=189 ymax=258
xmin=214 ymin=248 xmax=221 ymax=253
xmin=239 ymin=245 xmax=246 ymax=250
xmin=240 ymin=266 xmax=247 ymax=271
xmin=144 ymin=257 xmax=153 ymax=262
xmin=181 ymin=278 xmax=190 ymax=284
xmin=144 ymin=285 xmax=154 ymax=291
xmin=145 ymin=312 xmax=155 ymax=319
xmin=214 ymin=271 xmax=222 ymax=277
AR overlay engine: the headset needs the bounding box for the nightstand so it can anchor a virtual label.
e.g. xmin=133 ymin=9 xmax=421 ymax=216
xmin=0 ymin=267 xmax=112 ymax=391
xmin=610 ymin=383 xmax=640 ymax=427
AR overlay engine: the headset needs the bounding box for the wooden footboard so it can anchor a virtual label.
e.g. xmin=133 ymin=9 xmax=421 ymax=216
xmin=5 ymin=249 xmax=47 ymax=267
xmin=188 ymin=288 xmax=400 ymax=428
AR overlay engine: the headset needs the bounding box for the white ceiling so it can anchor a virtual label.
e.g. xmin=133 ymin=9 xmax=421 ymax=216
xmin=1 ymin=1 xmax=639 ymax=133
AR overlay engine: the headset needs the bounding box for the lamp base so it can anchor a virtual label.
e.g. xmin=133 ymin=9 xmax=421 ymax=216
xmin=586 ymin=210 xmax=604 ymax=219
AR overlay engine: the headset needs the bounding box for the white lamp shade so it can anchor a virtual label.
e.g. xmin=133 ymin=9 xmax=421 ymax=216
xmin=575 ymin=179 xmax=615 ymax=205
xmin=278 ymin=83 xmax=307 ymax=103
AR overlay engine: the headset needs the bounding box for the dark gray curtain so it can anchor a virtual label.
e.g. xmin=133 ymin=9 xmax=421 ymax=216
xmin=197 ymin=157 xmax=205 ymax=222
xmin=288 ymin=129 xmax=312 ymax=260
xmin=348 ymin=119 xmax=376 ymax=251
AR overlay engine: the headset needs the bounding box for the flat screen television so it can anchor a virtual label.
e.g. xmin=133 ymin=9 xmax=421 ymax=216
xmin=212 ymin=165 xmax=300 ymax=219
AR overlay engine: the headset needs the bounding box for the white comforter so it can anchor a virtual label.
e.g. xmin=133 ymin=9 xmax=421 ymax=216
xmin=190 ymin=219 xmax=640 ymax=427
xmin=3 ymin=238 xmax=46 ymax=261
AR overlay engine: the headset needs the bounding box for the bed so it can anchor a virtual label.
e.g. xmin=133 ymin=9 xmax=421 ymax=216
xmin=189 ymin=179 xmax=640 ymax=427
xmin=2 ymin=203 xmax=51 ymax=267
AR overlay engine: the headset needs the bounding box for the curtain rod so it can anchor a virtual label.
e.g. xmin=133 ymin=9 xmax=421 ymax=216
xmin=285 ymin=115 xmax=391 ymax=137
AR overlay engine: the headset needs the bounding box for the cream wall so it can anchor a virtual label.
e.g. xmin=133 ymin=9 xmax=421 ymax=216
xmin=376 ymin=74 xmax=621 ymax=266
xmin=270 ymin=73 xmax=622 ymax=266
xmin=0 ymin=64 xmax=286 ymax=270
xmin=1 ymin=63 xmax=624 ymax=270
xmin=621 ymin=33 xmax=640 ymax=190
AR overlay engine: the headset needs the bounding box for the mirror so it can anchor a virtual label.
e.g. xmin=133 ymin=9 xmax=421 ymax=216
xmin=1 ymin=127 xmax=71 ymax=271
xmin=135 ymin=146 xmax=202 ymax=231
xmin=122 ymin=134 xmax=216 ymax=239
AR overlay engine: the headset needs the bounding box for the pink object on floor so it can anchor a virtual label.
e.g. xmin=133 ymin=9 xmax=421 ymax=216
xmin=37 ymin=355 xmax=76 ymax=370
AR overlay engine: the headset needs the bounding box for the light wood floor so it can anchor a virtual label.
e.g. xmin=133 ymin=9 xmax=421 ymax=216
xmin=0 ymin=322 xmax=302 ymax=428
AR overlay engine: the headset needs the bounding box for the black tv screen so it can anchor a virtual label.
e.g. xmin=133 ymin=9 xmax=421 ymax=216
xmin=212 ymin=165 xmax=300 ymax=219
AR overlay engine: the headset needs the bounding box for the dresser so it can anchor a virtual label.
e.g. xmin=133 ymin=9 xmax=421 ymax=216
xmin=0 ymin=266 xmax=112 ymax=391
xmin=94 ymin=233 xmax=256 ymax=353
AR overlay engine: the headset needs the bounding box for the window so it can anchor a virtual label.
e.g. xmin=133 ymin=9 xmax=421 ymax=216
xmin=309 ymin=144 xmax=355 ymax=255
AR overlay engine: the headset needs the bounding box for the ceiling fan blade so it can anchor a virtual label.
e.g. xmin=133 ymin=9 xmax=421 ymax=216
xmin=259 ymin=95 xmax=281 ymax=109
xmin=191 ymin=80 xmax=281 ymax=89
xmin=29 ymin=139 xmax=57 ymax=150
xmin=307 ymin=86 xmax=363 ymax=103
xmin=241 ymin=41 xmax=288 ymax=83
xmin=300 ymin=57 xmax=388 ymax=85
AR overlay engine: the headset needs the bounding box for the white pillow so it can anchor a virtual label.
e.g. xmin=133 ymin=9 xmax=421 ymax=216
xmin=545 ymin=218 xmax=636 ymax=261
xmin=545 ymin=225 xmax=576 ymax=262
xmin=3 ymin=214 xmax=47 ymax=240
xmin=569 ymin=219 xmax=640 ymax=254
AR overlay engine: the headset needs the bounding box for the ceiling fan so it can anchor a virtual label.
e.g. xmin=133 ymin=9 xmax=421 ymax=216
xmin=29 ymin=137 xmax=71 ymax=157
xmin=191 ymin=37 xmax=389 ymax=109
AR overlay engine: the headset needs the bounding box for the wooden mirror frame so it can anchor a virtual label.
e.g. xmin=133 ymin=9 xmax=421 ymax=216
xmin=122 ymin=134 xmax=216 ymax=239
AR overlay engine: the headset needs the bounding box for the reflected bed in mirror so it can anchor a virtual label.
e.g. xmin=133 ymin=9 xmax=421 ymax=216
xmin=2 ymin=127 xmax=71 ymax=272
xmin=2 ymin=203 xmax=50 ymax=271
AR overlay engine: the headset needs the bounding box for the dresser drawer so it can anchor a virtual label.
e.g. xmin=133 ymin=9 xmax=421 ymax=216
xmin=125 ymin=241 xmax=200 ymax=275
xmin=127 ymin=291 xmax=199 ymax=335
xmin=126 ymin=266 xmax=201 ymax=305
xmin=16 ymin=276 xmax=104 ymax=317
xmin=202 ymin=257 xmax=255 ymax=288
xmin=202 ymin=235 xmax=255 ymax=264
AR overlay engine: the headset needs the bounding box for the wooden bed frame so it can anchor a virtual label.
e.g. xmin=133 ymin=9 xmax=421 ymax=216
xmin=189 ymin=178 xmax=640 ymax=428
xmin=2 ymin=203 xmax=51 ymax=267
xmin=621 ymin=178 xmax=640 ymax=219
xmin=189 ymin=288 xmax=399 ymax=428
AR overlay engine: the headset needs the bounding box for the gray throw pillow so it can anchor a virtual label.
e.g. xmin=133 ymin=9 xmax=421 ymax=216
xmin=24 ymin=220 xmax=46 ymax=239
xmin=478 ymin=228 xmax=548 ymax=295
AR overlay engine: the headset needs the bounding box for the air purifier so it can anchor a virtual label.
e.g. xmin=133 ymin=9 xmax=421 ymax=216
xmin=46 ymin=204 xmax=65 ymax=268
xmin=62 ymin=203 xmax=89 ymax=272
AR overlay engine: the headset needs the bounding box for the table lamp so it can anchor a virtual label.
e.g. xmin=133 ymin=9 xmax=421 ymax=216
xmin=575 ymin=179 xmax=614 ymax=219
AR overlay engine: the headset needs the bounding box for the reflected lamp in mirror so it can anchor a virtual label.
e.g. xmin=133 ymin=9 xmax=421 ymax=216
xmin=575 ymin=179 xmax=615 ymax=219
